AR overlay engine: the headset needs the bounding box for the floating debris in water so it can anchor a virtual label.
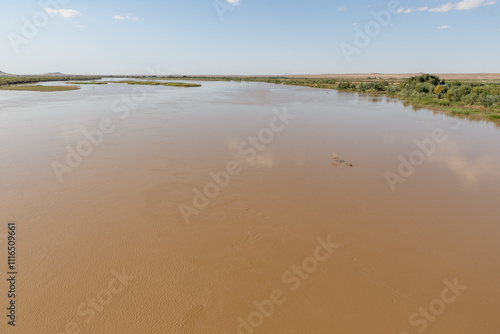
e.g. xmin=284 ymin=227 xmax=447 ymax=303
xmin=331 ymin=152 xmax=353 ymax=167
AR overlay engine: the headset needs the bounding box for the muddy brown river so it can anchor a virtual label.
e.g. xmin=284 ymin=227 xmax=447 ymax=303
xmin=1 ymin=80 xmax=499 ymax=333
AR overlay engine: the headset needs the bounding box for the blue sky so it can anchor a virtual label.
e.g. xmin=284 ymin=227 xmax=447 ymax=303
xmin=0 ymin=0 xmax=499 ymax=75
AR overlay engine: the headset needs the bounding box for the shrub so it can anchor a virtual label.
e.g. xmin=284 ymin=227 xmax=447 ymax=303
xmin=387 ymin=86 xmax=400 ymax=94
xmin=480 ymin=95 xmax=498 ymax=108
xmin=406 ymin=74 xmax=444 ymax=86
xmin=458 ymin=85 xmax=472 ymax=96
xmin=464 ymin=93 xmax=479 ymax=105
xmin=453 ymin=88 xmax=464 ymax=101
xmin=415 ymin=83 xmax=430 ymax=93
xmin=434 ymin=85 xmax=448 ymax=95
xmin=337 ymin=82 xmax=356 ymax=90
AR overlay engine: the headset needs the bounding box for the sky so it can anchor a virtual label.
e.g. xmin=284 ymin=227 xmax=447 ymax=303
xmin=0 ymin=0 xmax=499 ymax=75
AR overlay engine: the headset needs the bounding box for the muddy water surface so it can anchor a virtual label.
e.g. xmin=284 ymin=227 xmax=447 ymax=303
xmin=0 ymin=80 xmax=499 ymax=333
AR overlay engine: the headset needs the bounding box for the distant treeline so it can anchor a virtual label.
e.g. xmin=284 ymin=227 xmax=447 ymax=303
xmin=356 ymin=74 xmax=500 ymax=110
xmin=0 ymin=75 xmax=103 ymax=87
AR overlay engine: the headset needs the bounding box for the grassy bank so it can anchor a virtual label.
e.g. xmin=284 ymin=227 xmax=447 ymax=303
xmin=0 ymin=75 xmax=102 ymax=87
xmin=0 ymin=85 xmax=80 ymax=92
xmin=110 ymin=80 xmax=201 ymax=87
xmin=67 ymin=81 xmax=107 ymax=85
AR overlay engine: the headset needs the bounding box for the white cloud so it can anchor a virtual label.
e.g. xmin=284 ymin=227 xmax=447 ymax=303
xmin=429 ymin=141 xmax=500 ymax=185
xmin=455 ymin=0 xmax=494 ymax=9
xmin=415 ymin=6 xmax=429 ymax=12
xmin=338 ymin=7 xmax=347 ymax=11
xmin=431 ymin=0 xmax=497 ymax=11
xmin=429 ymin=3 xmax=456 ymax=12
xmin=77 ymin=24 xmax=85 ymax=29
xmin=438 ymin=25 xmax=450 ymax=29
xmin=114 ymin=14 xmax=139 ymax=21
xmin=45 ymin=8 xmax=81 ymax=18
xmin=398 ymin=0 xmax=496 ymax=13
xmin=398 ymin=6 xmax=428 ymax=13
xmin=227 ymin=0 xmax=241 ymax=5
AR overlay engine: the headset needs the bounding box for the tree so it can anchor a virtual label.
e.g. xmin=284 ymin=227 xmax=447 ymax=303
xmin=434 ymin=85 xmax=448 ymax=95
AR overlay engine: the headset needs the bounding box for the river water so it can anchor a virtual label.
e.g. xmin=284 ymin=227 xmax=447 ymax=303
xmin=0 ymin=80 xmax=499 ymax=333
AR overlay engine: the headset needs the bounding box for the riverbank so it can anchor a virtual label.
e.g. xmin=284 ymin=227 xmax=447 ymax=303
xmin=0 ymin=85 xmax=80 ymax=92
xmin=110 ymin=81 xmax=202 ymax=87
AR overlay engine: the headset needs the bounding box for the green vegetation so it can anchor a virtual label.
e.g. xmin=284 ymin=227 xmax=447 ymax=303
xmin=67 ymin=81 xmax=107 ymax=85
xmin=0 ymin=85 xmax=80 ymax=92
xmin=353 ymin=74 xmax=500 ymax=121
xmin=109 ymin=75 xmax=233 ymax=82
xmin=109 ymin=80 xmax=201 ymax=87
xmin=0 ymin=75 xmax=102 ymax=87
